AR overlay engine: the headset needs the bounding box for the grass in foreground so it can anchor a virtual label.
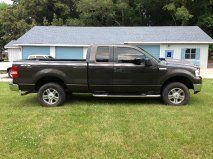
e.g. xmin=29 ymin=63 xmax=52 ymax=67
xmin=0 ymin=80 xmax=212 ymax=159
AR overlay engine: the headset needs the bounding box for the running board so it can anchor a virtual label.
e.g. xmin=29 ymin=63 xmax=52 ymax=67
xmin=93 ymin=94 xmax=161 ymax=98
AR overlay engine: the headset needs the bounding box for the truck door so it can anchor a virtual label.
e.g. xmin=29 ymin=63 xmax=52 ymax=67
xmin=113 ymin=46 xmax=160 ymax=94
xmin=88 ymin=46 xmax=114 ymax=93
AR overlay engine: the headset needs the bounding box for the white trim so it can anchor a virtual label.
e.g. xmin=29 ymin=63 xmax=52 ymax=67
xmin=124 ymin=41 xmax=213 ymax=44
xmin=50 ymin=46 xmax=56 ymax=58
xmin=83 ymin=47 xmax=88 ymax=59
xmin=14 ymin=44 xmax=90 ymax=47
xmin=5 ymin=46 xmax=20 ymax=49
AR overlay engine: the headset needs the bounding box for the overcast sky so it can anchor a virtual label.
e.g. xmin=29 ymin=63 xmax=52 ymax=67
xmin=0 ymin=0 xmax=12 ymax=4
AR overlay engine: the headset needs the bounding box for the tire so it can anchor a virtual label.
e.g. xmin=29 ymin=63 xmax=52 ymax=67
xmin=7 ymin=68 xmax=12 ymax=78
xmin=162 ymin=82 xmax=190 ymax=106
xmin=37 ymin=83 xmax=66 ymax=107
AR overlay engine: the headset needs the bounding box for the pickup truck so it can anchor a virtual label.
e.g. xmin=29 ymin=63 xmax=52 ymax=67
xmin=9 ymin=45 xmax=202 ymax=107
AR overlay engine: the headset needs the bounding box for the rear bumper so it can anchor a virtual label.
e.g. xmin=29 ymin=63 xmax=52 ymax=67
xmin=9 ymin=83 xmax=19 ymax=91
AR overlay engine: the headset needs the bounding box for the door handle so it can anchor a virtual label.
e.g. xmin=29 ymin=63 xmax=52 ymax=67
xmin=114 ymin=67 xmax=122 ymax=72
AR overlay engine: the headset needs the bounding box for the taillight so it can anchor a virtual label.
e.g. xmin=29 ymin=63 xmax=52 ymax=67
xmin=11 ymin=66 xmax=19 ymax=78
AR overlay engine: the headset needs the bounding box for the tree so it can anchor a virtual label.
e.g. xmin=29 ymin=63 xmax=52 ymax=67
xmin=0 ymin=2 xmax=8 ymax=10
xmin=163 ymin=2 xmax=193 ymax=26
xmin=76 ymin=0 xmax=115 ymax=26
xmin=16 ymin=0 xmax=79 ymax=25
xmin=0 ymin=0 xmax=212 ymax=51
xmin=0 ymin=2 xmax=9 ymax=51
xmin=0 ymin=4 xmax=34 ymax=51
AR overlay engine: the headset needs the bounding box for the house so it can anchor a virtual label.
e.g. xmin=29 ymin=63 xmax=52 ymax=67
xmin=4 ymin=26 xmax=213 ymax=68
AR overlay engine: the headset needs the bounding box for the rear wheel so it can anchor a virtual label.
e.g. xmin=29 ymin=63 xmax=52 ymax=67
xmin=162 ymin=82 xmax=190 ymax=106
xmin=38 ymin=83 xmax=66 ymax=107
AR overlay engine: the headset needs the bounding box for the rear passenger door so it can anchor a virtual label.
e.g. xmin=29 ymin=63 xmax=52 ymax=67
xmin=88 ymin=46 xmax=114 ymax=93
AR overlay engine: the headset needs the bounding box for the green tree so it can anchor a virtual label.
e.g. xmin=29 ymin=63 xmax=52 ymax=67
xmin=0 ymin=2 xmax=8 ymax=10
xmin=76 ymin=0 xmax=115 ymax=26
xmin=0 ymin=2 xmax=9 ymax=51
xmin=163 ymin=2 xmax=193 ymax=25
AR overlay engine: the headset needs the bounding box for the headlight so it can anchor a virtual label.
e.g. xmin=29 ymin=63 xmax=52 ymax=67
xmin=195 ymin=69 xmax=200 ymax=77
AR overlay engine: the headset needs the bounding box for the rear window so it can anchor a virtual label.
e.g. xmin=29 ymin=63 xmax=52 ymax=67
xmin=96 ymin=46 xmax=110 ymax=62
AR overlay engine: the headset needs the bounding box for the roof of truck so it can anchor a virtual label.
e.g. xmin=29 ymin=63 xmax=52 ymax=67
xmin=9 ymin=26 xmax=213 ymax=46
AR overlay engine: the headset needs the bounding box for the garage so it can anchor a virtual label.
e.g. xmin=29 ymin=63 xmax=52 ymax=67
xmin=22 ymin=46 xmax=50 ymax=59
xmin=55 ymin=47 xmax=83 ymax=59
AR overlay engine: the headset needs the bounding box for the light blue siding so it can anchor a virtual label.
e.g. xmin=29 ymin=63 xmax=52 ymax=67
xmin=137 ymin=45 xmax=160 ymax=58
xmin=56 ymin=47 xmax=83 ymax=59
xmin=22 ymin=46 xmax=50 ymax=59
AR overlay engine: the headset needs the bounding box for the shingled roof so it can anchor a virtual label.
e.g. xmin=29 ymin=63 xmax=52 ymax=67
xmin=12 ymin=26 xmax=213 ymax=46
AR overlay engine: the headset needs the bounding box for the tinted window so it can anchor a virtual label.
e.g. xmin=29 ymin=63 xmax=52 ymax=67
xmin=96 ymin=46 xmax=110 ymax=62
xmin=116 ymin=47 xmax=145 ymax=63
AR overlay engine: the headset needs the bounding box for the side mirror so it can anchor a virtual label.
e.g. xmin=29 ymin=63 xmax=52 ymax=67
xmin=145 ymin=58 xmax=152 ymax=66
xmin=132 ymin=58 xmax=143 ymax=65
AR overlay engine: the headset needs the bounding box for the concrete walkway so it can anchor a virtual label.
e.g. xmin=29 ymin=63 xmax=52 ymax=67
xmin=0 ymin=69 xmax=213 ymax=82
xmin=200 ymin=68 xmax=213 ymax=79
xmin=0 ymin=74 xmax=12 ymax=82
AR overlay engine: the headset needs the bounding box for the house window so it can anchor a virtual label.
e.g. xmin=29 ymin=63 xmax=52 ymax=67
xmin=185 ymin=48 xmax=196 ymax=59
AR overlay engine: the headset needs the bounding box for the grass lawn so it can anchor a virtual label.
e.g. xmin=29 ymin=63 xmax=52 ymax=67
xmin=0 ymin=80 xmax=212 ymax=159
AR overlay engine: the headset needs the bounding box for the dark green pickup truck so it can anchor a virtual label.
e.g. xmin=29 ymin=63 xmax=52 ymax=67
xmin=9 ymin=45 xmax=202 ymax=107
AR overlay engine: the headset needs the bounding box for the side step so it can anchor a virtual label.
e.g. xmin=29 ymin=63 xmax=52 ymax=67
xmin=93 ymin=94 xmax=161 ymax=98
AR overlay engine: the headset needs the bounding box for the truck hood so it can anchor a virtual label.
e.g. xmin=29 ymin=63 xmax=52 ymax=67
xmin=162 ymin=59 xmax=199 ymax=70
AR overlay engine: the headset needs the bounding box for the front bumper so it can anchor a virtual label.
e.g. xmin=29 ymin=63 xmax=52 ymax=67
xmin=9 ymin=83 xmax=19 ymax=91
xmin=193 ymin=84 xmax=202 ymax=94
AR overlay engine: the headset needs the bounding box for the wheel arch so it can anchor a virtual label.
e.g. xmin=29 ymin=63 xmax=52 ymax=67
xmin=161 ymin=76 xmax=194 ymax=94
xmin=7 ymin=67 xmax=11 ymax=72
xmin=35 ymin=76 xmax=67 ymax=91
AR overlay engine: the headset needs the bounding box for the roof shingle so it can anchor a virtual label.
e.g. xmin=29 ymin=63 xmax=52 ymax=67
xmin=13 ymin=26 xmax=213 ymax=46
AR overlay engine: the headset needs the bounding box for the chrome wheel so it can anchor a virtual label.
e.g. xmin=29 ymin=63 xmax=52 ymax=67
xmin=168 ymin=88 xmax=185 ymax=105
xmin=42 ymin=88 xmax=59 ymax=105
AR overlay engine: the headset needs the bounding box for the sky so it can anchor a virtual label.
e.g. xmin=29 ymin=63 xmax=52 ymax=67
xmin=0 ymin=0 xmax=12 ymax=4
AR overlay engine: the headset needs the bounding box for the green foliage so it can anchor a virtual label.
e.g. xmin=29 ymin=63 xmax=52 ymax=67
xmin=175 ymin=6 xmax=193 ymax=25
xmin=163 ymin=2 xmax=193 ymax=25
xmin=0 ymin=2 xmax=8 ymax=10
xmin=51 ymin=14 xmax=64 ymax=26
xmin=77 ymin=0 xmax=115 ymax=26
xmin=0 ymin=0 xmax=212 ymax=51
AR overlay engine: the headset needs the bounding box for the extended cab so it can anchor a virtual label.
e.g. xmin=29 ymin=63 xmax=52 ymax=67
xmin=9 ymin=45 xmax=202 ymax=106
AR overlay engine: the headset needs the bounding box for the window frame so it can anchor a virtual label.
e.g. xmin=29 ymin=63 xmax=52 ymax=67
xmin=185 ymin=48 xmax=197 ymax=60
xmin=114 ymin=47 xmax=146 ymax=63
xmin=95 ymin=46 xmax=112 ymax=63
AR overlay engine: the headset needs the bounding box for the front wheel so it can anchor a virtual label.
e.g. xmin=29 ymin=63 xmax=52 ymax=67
xmin=38 ymin=83 xmax=66 ymax=107
xmin=162 ymin=82 xmax=190 ymax=106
